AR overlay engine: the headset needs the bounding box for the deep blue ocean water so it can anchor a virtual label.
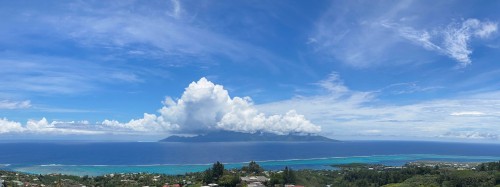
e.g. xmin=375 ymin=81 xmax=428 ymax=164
xmin=1 ymin=141 xmax=500 ymax=176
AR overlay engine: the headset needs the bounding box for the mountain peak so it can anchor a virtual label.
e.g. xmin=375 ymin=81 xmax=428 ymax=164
xmin=159 ymin=131 xmax=337 ymax=142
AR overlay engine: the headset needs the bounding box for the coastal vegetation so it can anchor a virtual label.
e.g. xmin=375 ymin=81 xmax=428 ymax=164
xmin=2 ymin=161 xmax=500 ymax=186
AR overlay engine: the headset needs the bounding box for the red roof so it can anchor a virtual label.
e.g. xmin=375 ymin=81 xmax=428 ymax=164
xmin=163 ymin=184 xmax=181 ymax=187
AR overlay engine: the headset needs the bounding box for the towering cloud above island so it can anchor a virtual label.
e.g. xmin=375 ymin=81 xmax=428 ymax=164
xmin=160 ymin=78 xmax=320 ymax=134
xmin=103 ymin=77 xmax=321 ymax=135
xmin=0 ymin=78 xmax=320 ymax=136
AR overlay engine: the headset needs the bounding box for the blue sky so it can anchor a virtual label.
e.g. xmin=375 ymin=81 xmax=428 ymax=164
xmin=1 ymin=0 xmax=500 ymax=142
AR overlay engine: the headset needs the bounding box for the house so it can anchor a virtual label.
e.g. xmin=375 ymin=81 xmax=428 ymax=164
xmin=12 ymin=180 xmax=23 ymax=186
xmin=201 ymin=184 xmax=218 ymax=187
xmin=247 ymin=182 xmax=265 ymax=187
xmin=241 ymin=176 xmax=269 ymax=187
xmin=240 ymin=176 xmax=269 ymax=183
xmin=163 ymin=184 xmax=181 ymax=187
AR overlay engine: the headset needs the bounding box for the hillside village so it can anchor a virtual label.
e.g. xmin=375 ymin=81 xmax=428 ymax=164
xmin=0 ymin=161 xmax=301 ymax=187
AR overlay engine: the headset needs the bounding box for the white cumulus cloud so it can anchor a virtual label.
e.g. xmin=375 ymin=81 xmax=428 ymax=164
xmin=0 ymin=118 xmax=103 ymax=135
xmin=154 ymin=77 xmax=320 ymax=135
xmin=104 ymin=77 xmax=321 ymax=135
xmin=0 ymin=118 xmax=24 ymax=133
xmin=102 ymin=113 xmax=177 ymax=133
xmin=0 ymin=78 xmax=320 ymax=136
xmin=26 ymin=117 xmax=53 ymax=131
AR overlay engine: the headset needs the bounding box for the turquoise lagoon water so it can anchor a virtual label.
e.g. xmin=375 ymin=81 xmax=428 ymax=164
xmin=6 ymin=154 xmax=500 ymax=176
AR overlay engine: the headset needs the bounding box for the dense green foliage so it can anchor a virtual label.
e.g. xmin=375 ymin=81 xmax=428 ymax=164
xmin=283 ymin=166 xmax=296 ymax=184
xmin=291 ymin=164 xmax=500 ymax=187
xmin=479 ymin=161 xmax=500 ymax=171
xmin=268 ymin=166 xmax=297 ymax=186
xmin=218 ymin=175 xmax=241 ymax=187
xmin=202 ymin=161 xmax=245 ymax=186
xmin=242 ymin=161 xmax=264 ymax=175
xmin=203 ymin=161 xmax=226 ymax=184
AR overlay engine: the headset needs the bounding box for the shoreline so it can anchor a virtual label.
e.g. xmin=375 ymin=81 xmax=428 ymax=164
xmin=3 ymin=154 xmax=500 ymax=176
xmin=1 ymin=160 xmax=500 ymax=187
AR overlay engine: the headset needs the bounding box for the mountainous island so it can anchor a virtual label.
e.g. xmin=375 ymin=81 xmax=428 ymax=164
xmin=159 ymin=131 xmax=337 ymax=142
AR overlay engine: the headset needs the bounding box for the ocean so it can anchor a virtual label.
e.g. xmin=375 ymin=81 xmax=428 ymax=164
xmin=1 ymin=141 xmax=500 ymax=176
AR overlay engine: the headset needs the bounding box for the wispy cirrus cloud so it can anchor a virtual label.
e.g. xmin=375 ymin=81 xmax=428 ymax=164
xmin=383 ymin=19 xmax=497 ymax=67
xmin=34 ymin=1 xmax=287 ymax=69
xmin=0 ymin=54 xmax=142 ymax=95
xmin=309 ymin=1 xmax=498 ymax=68
xmin=314 ymin=72 xmax=350 ymax=96
xmin=440 ymin=131 xmax=499 ymax=140
xmin=378 ymin=82 xmax=442 ymax=95
xmin=450 ymin=111 xmax=486 ymax=116
xmin=258 ymin=73 xmax=500 ymax=141
xmin=0 ymin=100 xmax=31 ymax=109
xmin=309 ymin=1 xmax=420 ymax=67
xmin=0 ymin=0 xmax=291 ymax=99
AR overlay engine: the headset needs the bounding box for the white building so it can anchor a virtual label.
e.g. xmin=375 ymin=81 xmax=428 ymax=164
xmin=247 ymin=182 xmax=265 ymax=187
xmin=240 ymin=176 xmax=269 ymax=183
